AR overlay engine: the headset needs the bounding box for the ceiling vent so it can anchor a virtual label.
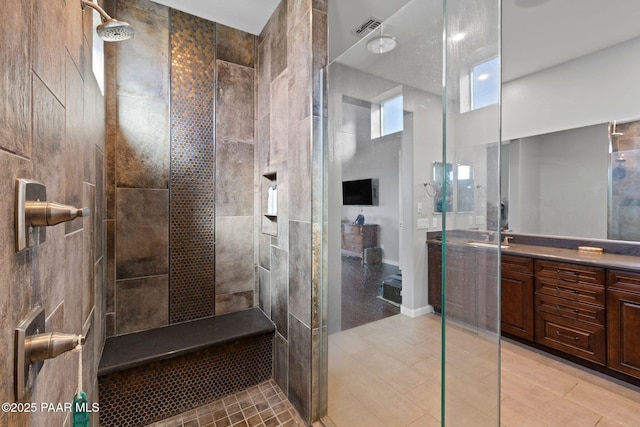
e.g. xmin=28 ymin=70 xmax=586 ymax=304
xmin=354 ymin=17 xmax=383 ymax=38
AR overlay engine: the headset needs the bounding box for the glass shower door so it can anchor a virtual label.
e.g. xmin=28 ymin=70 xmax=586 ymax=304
xmin=441 ymin=0 xmax=501 ymax=425
xmin=321 ymin=0 xmax=502 ymax=425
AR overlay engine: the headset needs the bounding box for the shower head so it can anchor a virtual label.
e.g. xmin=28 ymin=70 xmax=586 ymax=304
xmin=96 ymin=19 xmax=135 ymax=42
xmin=81 ymin=0 xmax=134 ymax=42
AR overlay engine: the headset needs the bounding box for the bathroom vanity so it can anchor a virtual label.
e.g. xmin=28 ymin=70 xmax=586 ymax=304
xmin=427 ymin=231 xmax=640 ymax=385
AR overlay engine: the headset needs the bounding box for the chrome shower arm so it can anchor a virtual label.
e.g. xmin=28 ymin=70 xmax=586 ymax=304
xmin=81 ymin=0 xmax=112 ymax=22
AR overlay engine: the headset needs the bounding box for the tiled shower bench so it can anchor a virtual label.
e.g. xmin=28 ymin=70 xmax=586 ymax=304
xmin=98 ymin=307 xmax=275 ymax=427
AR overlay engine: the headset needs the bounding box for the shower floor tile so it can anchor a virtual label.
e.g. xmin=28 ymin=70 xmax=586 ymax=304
xmin=146 ymin=379 xmax=305 ymax=427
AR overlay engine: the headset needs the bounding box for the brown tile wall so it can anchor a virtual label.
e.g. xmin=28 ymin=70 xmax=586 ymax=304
xmin=105 ymin=0 xmax=328 ymax=423
xmin=0 ymin=0 xmax=106 ymax=425
xmin=106 ymin=0 xmax=257 ymax=333
xmin=256 ymin=0 xmax=327 ymax=423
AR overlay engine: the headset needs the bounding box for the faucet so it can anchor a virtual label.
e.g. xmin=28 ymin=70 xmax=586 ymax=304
xmin=503 ymin=236 xmax=513 ymax=244
xmin=482 ymin=232 xmax=495 ymax=242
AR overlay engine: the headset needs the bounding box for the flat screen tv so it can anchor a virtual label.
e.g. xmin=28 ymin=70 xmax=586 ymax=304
xmin=342 ymin=178 xmax=377 ymax=205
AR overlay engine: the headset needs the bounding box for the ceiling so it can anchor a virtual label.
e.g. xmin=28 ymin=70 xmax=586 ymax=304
xmin=157 ymin=0 xmax=640 ymax=92
xmin=151 ymin=0 xmax=280 ymax=35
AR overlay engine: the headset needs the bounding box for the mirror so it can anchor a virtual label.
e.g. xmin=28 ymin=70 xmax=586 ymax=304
xmin=433 ymin=162 xmax=453 ymax=213
xmin=496 ymin=0 xmax=640 ymax=243
xmin=501 ymin=119 xmax=640 ymax=242
xmin=609 ymin=120 xmax=640 ymax=241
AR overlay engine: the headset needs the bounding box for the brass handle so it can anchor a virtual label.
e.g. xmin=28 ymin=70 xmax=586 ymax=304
xmin=556 ymin=331 xmax=579 ymax=341
xmin=25 ymin=201 xmax=90 ymax=227
xmin=25 ymin=332 xmax=84 ymax=363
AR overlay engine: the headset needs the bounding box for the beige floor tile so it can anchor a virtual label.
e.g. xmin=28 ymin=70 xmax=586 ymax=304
xmin=329 ymin=330 xmax=374 ymax=355
xmin=444 ymin=396 xmax=500 ymax=427
xmin=406 ymin=413 xmax=440 ymax=427
xmin=376 ymin=363 xmax=429 ymax=394
xmin=404 ymin=381 xmax=442 ymax=420
xmin=501 ymin=346 xmax=578 ymax=396
xmin=501 ymin=396 xmax=559 ymax=427
xmin=328 ymin=313 xmax=640 ymax=427
xmin=327 ymin=400 xmax=387 ymax=427
xmin=564 ymin=382 xmax=640 ymax=426
xmin=594 ymin=416 xmax=628 ymax=427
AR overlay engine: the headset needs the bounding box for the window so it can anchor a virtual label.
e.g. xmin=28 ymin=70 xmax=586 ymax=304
xmin=381 ymin=95 xmax=404 ymax=136
xmin=471 ymin=57 xmax=499 ymax=110
xmin=92 ymin=12 xmax=105 ymax=95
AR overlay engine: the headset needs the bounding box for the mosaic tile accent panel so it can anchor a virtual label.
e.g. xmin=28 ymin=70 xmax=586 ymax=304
xmin=169 ymin=10 xmax=217 ymax=323
xmin=146 ymin=380 xmax=305 ymax=427
xmin=98 ymin=334 xmax=273 ymax=427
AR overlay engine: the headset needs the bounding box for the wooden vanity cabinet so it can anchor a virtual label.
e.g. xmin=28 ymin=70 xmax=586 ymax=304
xmin=607 ymin=269 xmax=640 ymax=378
xmin=427 ymin=242 xmax=442 ymax=313
xmin=426 ymin=243 xmax=477 ymax=325
xmin=445 ymin=245 xmax=477 ymax=325
xmin=534 ymin=260 xmax=606 ymax=365
xmin=501 ymin=255 xmax=534 ymax=341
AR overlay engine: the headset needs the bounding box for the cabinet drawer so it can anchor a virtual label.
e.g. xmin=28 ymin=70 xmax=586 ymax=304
xmin=535 ymin=293 xmax=605 ymax=326
xmin=535 ymin=260 xmax=605 ymax=286
xmin=502 ymin=255 xmax=534 ymax=274
xmin=342 ymin=233 xmax=364 ymax=246
xmin=341 ymin=224 xmax=362 ymax=235
xmin=535 ymin=277 xmax=605 ymax=306
xmin=608 ymin=269 xmax=640 ymax=293
xmin=535 ymin=312 xmax=606 ymax=365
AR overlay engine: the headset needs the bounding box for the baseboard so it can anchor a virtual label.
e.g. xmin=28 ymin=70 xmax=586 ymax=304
xmin=400 ymin=304 xmax=434 ymax=318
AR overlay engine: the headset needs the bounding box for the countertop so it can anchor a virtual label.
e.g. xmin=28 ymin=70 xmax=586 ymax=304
xmin=427 ymin=239 xmax=640 ymax=272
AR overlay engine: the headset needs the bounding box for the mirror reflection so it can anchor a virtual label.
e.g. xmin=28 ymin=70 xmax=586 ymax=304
xmin=433 ymin=162 xmax=453 ymax=213
xmin=456 ymin=164 xmax=474 ymax=213
xmin=499 ymin=119 xmax=640 ymax=242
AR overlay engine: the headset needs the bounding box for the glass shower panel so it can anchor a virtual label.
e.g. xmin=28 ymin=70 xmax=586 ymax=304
xmin=442 ymin=0 xmax=501 ymax=425
xmin=324 ymin=0 xmax=445 ymax=424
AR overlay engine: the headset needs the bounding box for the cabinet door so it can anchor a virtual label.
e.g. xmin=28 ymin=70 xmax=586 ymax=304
xmin=427 ymin=243 xmax=442 ymax=312
xmin=502 ymin=270 xmax=534 ymax=341
xmin=445 ymin=246 xmax=476 ymax=325
xmin=607 ymin=283 xmax=640 ymax=378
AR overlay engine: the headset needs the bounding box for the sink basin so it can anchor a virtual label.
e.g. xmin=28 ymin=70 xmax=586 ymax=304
xmin=466 ymin=242 xmax=510 ymax=249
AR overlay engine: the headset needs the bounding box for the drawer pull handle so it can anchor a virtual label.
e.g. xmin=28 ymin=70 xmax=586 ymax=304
xmin=555 ymin=286 xmax=579 ymax=295
xmin=556 ymin=331 xmax=579 ymax=341
xmin=555 ymin=304 xmax=580 ymax=314
xmin=556 ymin=269 xmax=578 ymax=276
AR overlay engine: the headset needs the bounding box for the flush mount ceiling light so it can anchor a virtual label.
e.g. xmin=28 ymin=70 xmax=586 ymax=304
xmin=366 ymin=34 xmax=397 ymax=54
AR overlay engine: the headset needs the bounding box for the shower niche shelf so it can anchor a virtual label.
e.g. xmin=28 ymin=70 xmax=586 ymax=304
xmin=261 ymin=171 xmax=277 ymax=236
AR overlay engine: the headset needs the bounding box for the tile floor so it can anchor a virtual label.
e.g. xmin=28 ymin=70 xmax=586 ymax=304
xmin=341 ymin=256 xmax=400 ymax=330
xmin=326 ymin=313 xmax=640 ymax=427
xmin=146 ymin=380 xmax=305 ymax=427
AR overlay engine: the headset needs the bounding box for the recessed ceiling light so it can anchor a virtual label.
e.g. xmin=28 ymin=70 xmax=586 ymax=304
xmin=451 ymin=32 xmax=466 ymax=42
xmin=477 ymin=73 xmax=490 ymax=81
xmin=366 ymin=34 xmax=397 ymax=54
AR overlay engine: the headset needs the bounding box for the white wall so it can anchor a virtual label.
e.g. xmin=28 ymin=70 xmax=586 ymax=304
xmin=502 ymin=36 xmax=640 ymax=141
xmin=340 ymin=100 xmax=401 ymax=264
xmin=511 ymin=124 xmax=608 ymax=238
xmin=328 ymin=63 xmax=443 ymax=325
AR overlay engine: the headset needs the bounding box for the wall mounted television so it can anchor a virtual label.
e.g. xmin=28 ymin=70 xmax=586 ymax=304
xmin=342 ymin=178 xmax=378 ymax=206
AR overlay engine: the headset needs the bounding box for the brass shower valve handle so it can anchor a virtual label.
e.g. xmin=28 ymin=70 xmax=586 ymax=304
xmin=25 ymin=201 xmax=90 ymax=227
xmin=14 ymin=178 xmax=90 ymax=251
xmin=25 ymin=332 xmax=85 ymax=363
